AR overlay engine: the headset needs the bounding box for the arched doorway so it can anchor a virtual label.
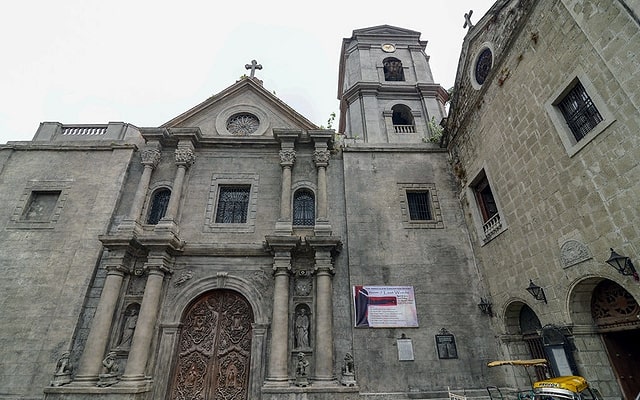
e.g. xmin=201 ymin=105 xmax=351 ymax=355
xmin=519 ymin=304 xmax=551 ymax=381
xmin=168 ymin=289 xmax=254 ymax=400
xmin=591 ymin=279 xmax=640 ymax=399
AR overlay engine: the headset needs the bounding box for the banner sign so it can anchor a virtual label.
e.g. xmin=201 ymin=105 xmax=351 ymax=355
xmin=353 ymin=285 xmax=418 ymax=328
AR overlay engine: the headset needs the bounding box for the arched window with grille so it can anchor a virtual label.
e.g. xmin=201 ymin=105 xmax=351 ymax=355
xmin=293 ymin=189 xmax=315 ymax=226
xmin=147 ymin=188 xmax=171 ymax=225
xmin=383 ymin=57 xmax=405 ymax=81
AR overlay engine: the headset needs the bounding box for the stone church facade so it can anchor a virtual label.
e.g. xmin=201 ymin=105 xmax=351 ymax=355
xmin=0 ymin=2 xmax=638 ymax=400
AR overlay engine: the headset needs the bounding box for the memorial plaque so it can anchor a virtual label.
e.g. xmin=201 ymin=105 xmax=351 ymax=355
xmin=397 ymin=338 xmax=414 ymax=361
xmin=435 ymin=332 xmax=458 ymax=359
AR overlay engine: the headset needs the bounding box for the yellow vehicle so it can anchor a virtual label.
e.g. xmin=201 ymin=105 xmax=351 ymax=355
xmin=486 ymin=360 xmax=603 ymax=400
xmin=532 ymin=376 xmax=603 ymax=400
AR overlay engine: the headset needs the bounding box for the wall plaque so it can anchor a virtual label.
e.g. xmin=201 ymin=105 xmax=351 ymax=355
xmin=397 ymin=337 xmax=414 ymax=361
xmin=435 ymin=329 xmax=458 ymax=359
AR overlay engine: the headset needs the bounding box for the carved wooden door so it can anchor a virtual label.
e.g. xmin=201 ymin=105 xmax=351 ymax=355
xmin=169 ymin=290 xmax=254 ymax=400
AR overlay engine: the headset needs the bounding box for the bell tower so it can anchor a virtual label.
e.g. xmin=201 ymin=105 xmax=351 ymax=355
xmin=337 ymin=25 xmax=449 ymax=144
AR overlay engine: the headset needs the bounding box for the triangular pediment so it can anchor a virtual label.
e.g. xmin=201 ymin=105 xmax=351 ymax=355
xmin=161 ymin=77 xmax=317 ymax=137
xmin=351 ymin=25 xmax=421 ymax=39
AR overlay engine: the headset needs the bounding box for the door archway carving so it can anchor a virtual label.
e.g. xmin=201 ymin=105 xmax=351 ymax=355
xmin=169 ymin=289 xmax=254 ymax=400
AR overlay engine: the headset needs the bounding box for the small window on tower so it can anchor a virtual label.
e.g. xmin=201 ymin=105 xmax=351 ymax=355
xmin=383 ymin=57 xmax=405 ymax=81
xmin=406 ymin=191 xmax=432 ymax=221
xmin=392 ymin=104 xmax=415 ymax=134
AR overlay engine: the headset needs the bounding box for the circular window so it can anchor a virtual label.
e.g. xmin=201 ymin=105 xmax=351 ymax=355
xmin=226 ymin=113 xmax=260 ymax=136
xmin=474 ymin=47 xmax=493 ymax=86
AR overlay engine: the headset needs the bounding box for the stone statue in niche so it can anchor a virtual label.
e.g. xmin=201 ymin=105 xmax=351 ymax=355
xmin=295 ymin=307 xmax=310 ymax=348
xmin=341 ymin=352 xmax=356 ymax=387
xmin=117 ymin=305 xmax=139 ymax=350
xmin=295 ymin=352 xmax=310 ymax=387
xmin=50 ymin=351 xmax=73 ymax=387
xmin=96 ymin=351 xmax=120 ymax=387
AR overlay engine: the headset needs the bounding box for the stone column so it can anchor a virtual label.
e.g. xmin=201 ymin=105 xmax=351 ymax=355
xmin=264 ymin=236 xmax=299 ymax=384
xmin=314 ymin=149 xmax=330 ymax=220
xmin=273 ymin=129 xmax=299 ymax=234
xmin=307 ymin=237 xmax=341 ymax=381
xmin=163 ymin=143 xmax=195 ymax=222
xmin=276 ymin=148 xmax=296 ymax=234
xmin=128 ymin=143 xmax=161 ymax=222
xmin=310 ymin=130 xmax=333 ymax=235
xmin=121 ymin=253 xmax=172 ymax=383
xmin=74 ymin=258 xmax=128 ymax=383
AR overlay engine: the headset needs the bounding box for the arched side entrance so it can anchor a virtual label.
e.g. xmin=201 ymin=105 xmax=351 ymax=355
xmin=503 ymin=301 xmax=552 ymax=385
xmin=168 ymin=289 xmax=254 ymax=400
xmin=591 ymin=279 xmax=640 ymax=399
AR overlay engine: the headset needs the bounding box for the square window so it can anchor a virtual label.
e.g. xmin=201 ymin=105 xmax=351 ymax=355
xmin=557 ymin=81 xmax=603 ymax=142
xmin=215 ymin=186 xmax=251 ymax=224
xmin=204 ymin=174 xmax=259 ymax=233
xmin=406 ymin=191 xmax=432 ymax=221
xmin=9 ymin=180 xmax=72 ymax=230
xmin=21 ymin=191 xmax=61 ymax=221
xmin=545 ymin=70 xmax=614 ymax=157
xmin=397 ymin=183 xmax=443 ymax=229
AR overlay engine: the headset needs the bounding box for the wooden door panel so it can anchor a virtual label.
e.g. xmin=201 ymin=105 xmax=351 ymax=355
xmin=169 ymin=290 xmax=253 ymax=400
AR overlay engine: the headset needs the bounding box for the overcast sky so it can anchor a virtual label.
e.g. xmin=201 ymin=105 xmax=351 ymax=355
xmin=0 ymin=1 xmax=495 ymax=144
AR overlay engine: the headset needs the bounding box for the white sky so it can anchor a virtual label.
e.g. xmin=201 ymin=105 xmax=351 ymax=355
xmin=0 ymin=1 xmax=495 ymax=144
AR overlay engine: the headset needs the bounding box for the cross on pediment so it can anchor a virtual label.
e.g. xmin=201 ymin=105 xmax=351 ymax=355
xmin=463 ymin=10 xmax=475 ymax=30
xmin=245 ymin=59 xmax=263 ymax=78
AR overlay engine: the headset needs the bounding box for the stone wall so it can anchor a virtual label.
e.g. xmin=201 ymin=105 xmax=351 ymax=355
xmin=0 ymin=143 xmax=136 ymax=399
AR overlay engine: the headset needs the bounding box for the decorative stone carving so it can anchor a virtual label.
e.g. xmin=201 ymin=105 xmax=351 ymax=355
xmin=560 ymin=239 xmax=592 ymax=268
xmin=96 ymin=351 xmax=120 ymax=387
xmin=140 ymin=148 xmax=161 ymax=167
xmin=295 ymin=277 xmax=312 ymax=296
xmin=294 ymin=307 xmax=310 ymax=349
xmin=313 ymin=149 xmax=330 ymax=167
xmin=50 ymin=351 xmax=73 ymax=387
xmin=174 ymin=270 xmax=193 ymax=287
xmin=279 ymin=149 xmax=296 ymax=166
xmin=295 ymin=352 xmax=310 ymax=387
xmin=116 ymin=304 xmax=140 ymax=350
xmin=174 ymin=147 xmax=196 ymax=167
xmin=340 ymin=352 xmax=356 ymax=387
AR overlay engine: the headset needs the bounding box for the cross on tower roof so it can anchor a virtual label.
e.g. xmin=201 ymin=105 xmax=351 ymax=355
xmin=463 ymin=10 xmax=475 ymax=31
xmin=245 ymin=59 xmax=263 ymax=78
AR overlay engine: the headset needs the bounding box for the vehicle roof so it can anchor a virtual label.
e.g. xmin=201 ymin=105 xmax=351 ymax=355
xmin=533 ymin=376 xmax=589 ymax=393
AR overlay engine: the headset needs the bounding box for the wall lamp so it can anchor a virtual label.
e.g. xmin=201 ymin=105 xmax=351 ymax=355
xmin=478 ymin=297 xmax=493 ymax=317
xmin=606 ymin=248 xmax=639 ymax=281
xmin=526 ymin=279 xmax=547 ymax=304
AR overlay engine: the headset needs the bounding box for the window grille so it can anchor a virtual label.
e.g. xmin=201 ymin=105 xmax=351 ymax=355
xmin=215 ymin=186 xmax=250 ymax=223
xmin=557 ymin=81 xmax=603 ymax=142
xmin=383 ymin=57 xmax=405 ymax=81
xmin=293 ymin=189 xmax=315 ymax=226
xmin=147 ymin=189 xmax=171 ymax=224
xmin=407 ymin=192 xmax=431 ymax=220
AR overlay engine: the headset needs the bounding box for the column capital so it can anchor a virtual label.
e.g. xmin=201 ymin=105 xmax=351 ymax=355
xmin=313 ymin=149 xmax=330 ymax=168
xmin=174 ymin=146 xmax=195 ymax=168
xmin=279 ymin=149 xmax=296 ymax=167
xmin=140 ymin=146 xmax=161 ymax=168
